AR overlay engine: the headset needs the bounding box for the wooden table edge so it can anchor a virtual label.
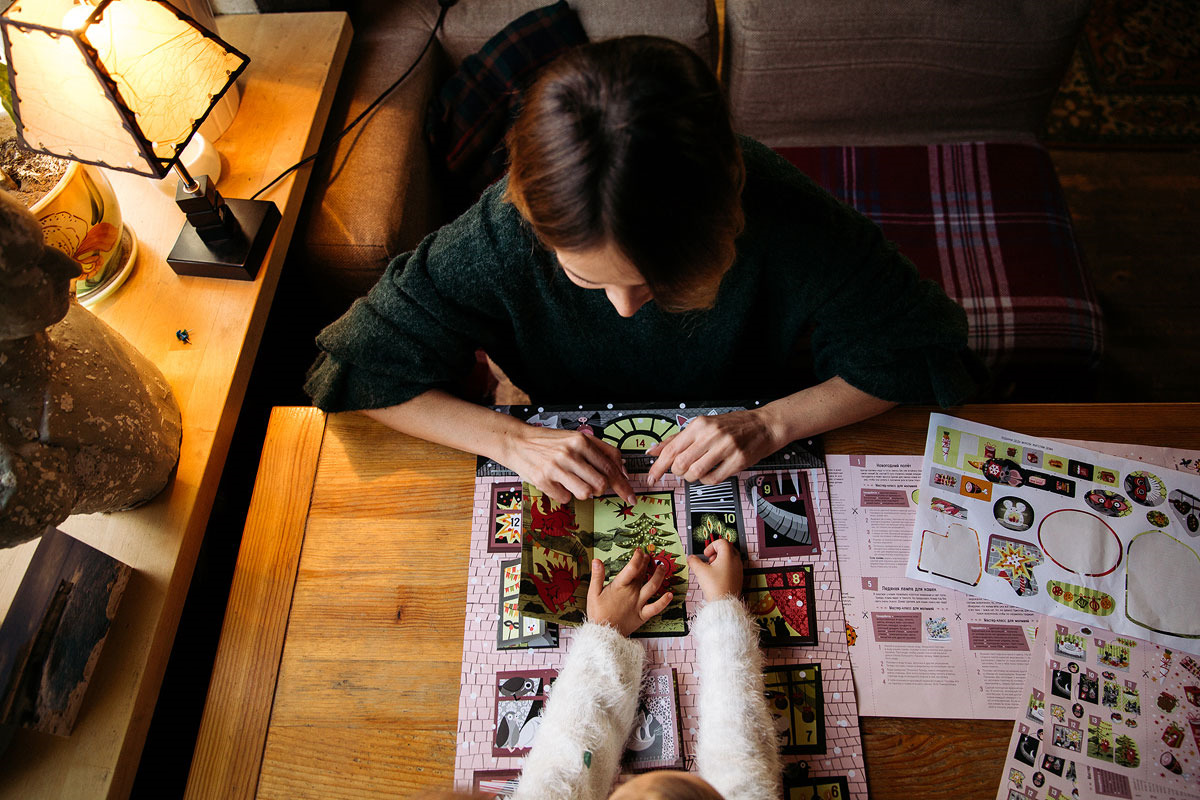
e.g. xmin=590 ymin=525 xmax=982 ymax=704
xmin=185 ymin=407 xmax=327 ymax=800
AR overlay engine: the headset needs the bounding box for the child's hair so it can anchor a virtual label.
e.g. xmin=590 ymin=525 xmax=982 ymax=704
xmin=610 ymin=770 xmax=725 ymax=799
xmin=505 ymin=36 xmax=745 ymax=313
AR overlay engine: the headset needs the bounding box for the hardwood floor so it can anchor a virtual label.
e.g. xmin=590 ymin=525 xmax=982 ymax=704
xmin=1049 ymin=147 xmax=1200 ymax=402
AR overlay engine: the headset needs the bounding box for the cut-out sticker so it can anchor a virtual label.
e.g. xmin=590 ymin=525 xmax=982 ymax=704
xmin=929 ymin=468 xmax=959 ymax=490
xmin=1095 ymin=468 xmax=1120 ymax=487
xmin=1124 ymin=470 xmax=1166 ymax=507
xmin=986 ymin=534 xmax=1044 ymax=596
xmin=747 ymin=471 xmax=821 ymax=557
xmin=917 ymin=522 xmax=982 ymax=586
xmin=1125 ymin=531 xmax=1200 ymax=638
xmin=599 ymin=414 xmax=679 ymax=453
xmin=625 ymin=667 xmax=684 ymax=771
xmin=488 ymin=483 xmax=523 ymax=553
xmin=785 ymin=774 xmax=850 ymax=800
xmin=1167 ymin=489 xmax=1200 ymax=534
xmin=1047 ymin=580 xmax=1115 ymax=617
xmin=1083 ymin=489 xmax=1132 ymax=518
xmin=763 ymin=664 xmax=825 ymax=755
xmin=1147 ymin=510 xmax=1170 ymax=528
xmin=959 ymin=476 xmax=992 ymax=501
xmin=994 ymin=496 xmax=1033 ymax=531
xmin=497 ymin=559 xmax=558 ymax=650
xmin=931 ymin=496 xmax=967 ymax=519
xmin=493 ymin=669 xmax=556 ymax=757
xmin=1038 ymin=509 xmax=1123 ymax=577
xmin=685 ymin=478 xmax=746 ymax=556
xmin=744 ymin=566 xmax=818 ymax=646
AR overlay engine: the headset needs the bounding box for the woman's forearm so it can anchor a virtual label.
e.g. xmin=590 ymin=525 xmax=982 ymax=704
xmin=757 ymin=376 xmax=896 ymax=448
xmin=361 ymin=388 xmax=524 ymax=465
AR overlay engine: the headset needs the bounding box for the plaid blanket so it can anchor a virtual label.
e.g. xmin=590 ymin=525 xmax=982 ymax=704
xmin=774 ymin=143 xmax=1104 ymax=372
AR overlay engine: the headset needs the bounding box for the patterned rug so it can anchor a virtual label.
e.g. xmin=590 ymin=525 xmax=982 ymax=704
xmin=1041 ymin=0 xmax=1200 ymax=147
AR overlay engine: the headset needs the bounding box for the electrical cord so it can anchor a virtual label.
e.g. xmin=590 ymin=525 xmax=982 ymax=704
xmin=249 ymin=0 xmax=456 ymax=201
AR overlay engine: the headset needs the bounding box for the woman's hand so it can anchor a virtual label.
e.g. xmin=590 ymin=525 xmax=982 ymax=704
xmin=502 ymin=424 xmax=635 ymax=504
xmin=587 ymin=549 xmax=674 ymax=636
xmin=687 ymin=537 xmax=743 ymax=602
xmin=646 ymin=408 xmax=781 ymax=486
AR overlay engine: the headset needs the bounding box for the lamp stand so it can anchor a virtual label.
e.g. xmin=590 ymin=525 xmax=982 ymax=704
xmin=165 ymin=162 xmax=280 ymax=280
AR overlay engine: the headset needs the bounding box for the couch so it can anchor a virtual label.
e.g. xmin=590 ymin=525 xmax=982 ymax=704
xmin=269 ymin=0 xmax=1102 ymax=403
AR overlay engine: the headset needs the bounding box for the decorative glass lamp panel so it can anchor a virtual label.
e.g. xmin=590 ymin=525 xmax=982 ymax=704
xmin=0 ymin=0 xmax=248 ymax=177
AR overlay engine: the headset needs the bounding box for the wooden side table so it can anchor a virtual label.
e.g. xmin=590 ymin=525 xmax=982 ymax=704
xmin=0 ymin=13 xmax=352 ymax=800
xmin=187 ymin=403 xmax=1200 ymax=799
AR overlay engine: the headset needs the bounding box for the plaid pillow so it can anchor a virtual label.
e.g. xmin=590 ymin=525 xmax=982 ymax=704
xmin=426 ymin=1 xmax=588 ymax=214
xmin=774 ymin=143 xmax=1104 ymax=375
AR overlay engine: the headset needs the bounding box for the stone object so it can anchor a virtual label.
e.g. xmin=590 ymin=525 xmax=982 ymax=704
xmin=0 ymin=190 xmax=182 ymax=548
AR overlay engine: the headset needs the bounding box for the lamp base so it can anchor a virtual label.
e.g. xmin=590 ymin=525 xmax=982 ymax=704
xmin=166 ymin=198 xmax=281 ymax=280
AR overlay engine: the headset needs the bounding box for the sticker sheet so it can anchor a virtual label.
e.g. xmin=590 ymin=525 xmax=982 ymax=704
xmin=907 ymin=414 xmax=1200 ymax=654
xmin=455 ymin=404 xmax=867 ymax=798
xmin=996 ymin=620 xmax=1200 ymax=800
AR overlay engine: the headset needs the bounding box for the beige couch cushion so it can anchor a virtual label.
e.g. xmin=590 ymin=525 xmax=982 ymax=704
xmin=725 ymin=0 xmax=1091 ymax=146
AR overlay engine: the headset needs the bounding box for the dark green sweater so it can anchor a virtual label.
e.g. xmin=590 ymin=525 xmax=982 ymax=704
xmin=305 ymin=138 xmax=986 ymax=410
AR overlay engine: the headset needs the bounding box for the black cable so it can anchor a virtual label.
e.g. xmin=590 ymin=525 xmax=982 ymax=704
xmin=249 ymin=2 xmax=452 ymax=201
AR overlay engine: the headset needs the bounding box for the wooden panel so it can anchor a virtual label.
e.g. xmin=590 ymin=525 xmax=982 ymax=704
xmin=258 ymin=726 xmax=456 ymax=800
xmin=0 ymin=14 xmax=352 ymax=800
xmin=184 ymin=407 xmax=326 ymax=800
xmin=256 ymin=413 xmax=472 ymax=799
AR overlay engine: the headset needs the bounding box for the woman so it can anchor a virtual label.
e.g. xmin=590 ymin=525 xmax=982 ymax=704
xmin=305 ymin=36 xmax=985 ymax=504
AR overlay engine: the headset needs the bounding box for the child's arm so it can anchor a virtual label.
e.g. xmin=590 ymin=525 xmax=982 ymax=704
xmin=689 ymin=539 xmax=784 ymax=800
xmin=513 ymin=551 xmax=672 ymax=800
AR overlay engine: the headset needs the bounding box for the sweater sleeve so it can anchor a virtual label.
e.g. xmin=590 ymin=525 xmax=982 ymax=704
xmin=303 ymin=184 xmax=520 ymax=412
xmin=693 ymin=596 xmax=783 ymax=800
xmin=512 ymin=623 xmax=645 ymax=800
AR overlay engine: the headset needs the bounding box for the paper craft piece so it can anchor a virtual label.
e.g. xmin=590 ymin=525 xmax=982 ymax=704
xmin=625 ymin=666 xmax=684 ymax=771
xmin=744 ymin=566 xmax=818 ymax=646
xmin=497 ymin=559 xmax=558 ymax=650
xmin=473 ymin=769 xmax=520 ymax=798
xmin=493 ymin=669 xmax=555 ymax=757
xmin=764 ymin=664 xmax=825 ymax=755
xmin=599 ymin=413 xmax=680 ymax=453
xmin=917 ymin=522 xmax=981 ymax=585
xmin=1084 ymin=488 xmax=1133 ymax=518
xmin=1047 ymin=580 xmax=1115 ymax=617
xmin=985 ymin=534 xmax=1044 ymax=596
xmin=785 ymin=774 xmax=850 ymax=800
xmin=488 ymin=483 xmax=523 ymax=553
xmin=1125 ymin=531 xmax=1200 ymax=638
xmin=1168 ymin=488 xmax=1200 ymax=534
xmin=1038 ymin=509 xmax=1123 ymax=577
xmin=685 ymin=478 xmax=747 ymax=555
xmin=909 ymin=414 xmax=1200 ymax=653
xmin=993 ymin=496 xmax=1032 ymax=531
xmin=518 ymin=486 xmax=688 ymax=635
xmin=748 ymin=471 xmax=821 ymax=557
xmin=930 ymin=496 xmax=967 ymax=519
xmin=1124 ymin=470 xmax=1166 ymax=507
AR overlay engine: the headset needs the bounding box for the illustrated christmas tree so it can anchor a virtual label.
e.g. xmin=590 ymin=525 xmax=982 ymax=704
xmin=598 ymin=512 xmax=685 ymax=599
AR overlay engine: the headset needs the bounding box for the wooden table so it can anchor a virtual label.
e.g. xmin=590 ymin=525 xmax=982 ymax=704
xmin=188 ymin=403 xmax=1200 ymax=800
xmin=0 ymin=13 xmax=351 ymax=800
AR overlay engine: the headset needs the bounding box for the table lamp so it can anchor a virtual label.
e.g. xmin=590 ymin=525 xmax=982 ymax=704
xmin=0 ymin=0 xmax=280 ymax=280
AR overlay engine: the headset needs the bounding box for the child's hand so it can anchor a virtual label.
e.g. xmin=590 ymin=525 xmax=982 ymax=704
xmin=587 ymin=549 xmax=674 ymax=636
xmin=687 ymin=538 xmax=742 ymax=602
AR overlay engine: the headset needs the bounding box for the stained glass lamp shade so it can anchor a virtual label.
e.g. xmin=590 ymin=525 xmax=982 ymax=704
xmin=1 ymin=0 xmax=279 ymax=279
xmin=1 ymin=0 xmax=246 ymax=177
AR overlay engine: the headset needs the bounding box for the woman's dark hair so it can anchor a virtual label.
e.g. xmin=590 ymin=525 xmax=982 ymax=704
xmin=506 ymin=36 xmax=744 ymax=312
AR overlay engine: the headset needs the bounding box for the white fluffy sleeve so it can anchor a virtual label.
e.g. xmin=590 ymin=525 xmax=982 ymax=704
xmin=512 ymin=623 xmax=645 ymax=800
xmin=693 ymin=596 xmax=783 ymax=800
